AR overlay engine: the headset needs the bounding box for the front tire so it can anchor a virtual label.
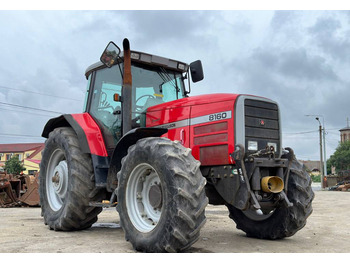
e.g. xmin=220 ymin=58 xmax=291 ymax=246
xmin=227 ymin=158 xmax=314 ymax=239
xmin=117 ymin=137 xmax=208 ymax=252
xmin=39 ymin=127 xmax=105 ymax=231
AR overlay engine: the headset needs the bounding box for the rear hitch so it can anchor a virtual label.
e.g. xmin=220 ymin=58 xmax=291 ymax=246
xmin=231 ymin=144 xmax=294 ymax=211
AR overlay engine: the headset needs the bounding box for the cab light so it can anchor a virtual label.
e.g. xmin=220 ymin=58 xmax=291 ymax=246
xmin=131 ymin=52 xmax=140 ymax=60
xmin=178 ymin=63 xmax=185 ymax=70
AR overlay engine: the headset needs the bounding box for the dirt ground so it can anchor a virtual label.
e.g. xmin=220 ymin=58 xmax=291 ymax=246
xmin=0 ymin=184 xmax=349 ymax=253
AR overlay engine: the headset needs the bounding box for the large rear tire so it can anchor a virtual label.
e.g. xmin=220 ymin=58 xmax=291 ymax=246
xmin=39 ymin=127 xmax=105 ymax=231
xmin=226 ymin=158 xmax=314 ymax=239
xmin=117 ymin=137 xmax=208 ymax=252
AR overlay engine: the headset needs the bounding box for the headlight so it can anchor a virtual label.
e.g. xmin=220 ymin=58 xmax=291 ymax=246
xmin=268 ymin=142 xmax=277 ymax=152
xmin=248 ymin=141 xmax=258 ymax=151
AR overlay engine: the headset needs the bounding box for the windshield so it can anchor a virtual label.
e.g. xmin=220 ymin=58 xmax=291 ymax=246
xmin=131 ymin=63 xmax=185 ymax=118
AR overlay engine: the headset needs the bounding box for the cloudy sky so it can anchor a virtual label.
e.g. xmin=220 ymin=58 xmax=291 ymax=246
xmin=1 ymin=7 xmax=349 ymax=162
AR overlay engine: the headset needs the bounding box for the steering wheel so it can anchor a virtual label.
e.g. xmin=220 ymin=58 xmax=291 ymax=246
xmin=135 ymin=94 xmax=155 ymax=111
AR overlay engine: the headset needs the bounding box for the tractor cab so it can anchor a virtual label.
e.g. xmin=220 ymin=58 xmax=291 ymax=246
xmin=83 ymin=41 xmax=203 ymax=153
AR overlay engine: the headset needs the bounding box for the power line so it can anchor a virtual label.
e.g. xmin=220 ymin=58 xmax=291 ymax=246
xmin=0 ymin=133 xmax=44 ymax=138
xmin=283 ymin=130 xmax=318 ymax=135
xmin=0 ymin=85 xmax=82 ymax=102
xmin=0 ymin=106 xmax=58 ymax=117
xmin=283 ymin=127 xmax=343 ymax=137
xmin=0 ymin=102 xmax=64 ymax=115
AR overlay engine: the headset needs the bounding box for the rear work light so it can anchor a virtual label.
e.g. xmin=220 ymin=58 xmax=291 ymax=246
xmin=131 ymin=52 xmax=140 ymax=60
xmin=178 ymin=63 xmax=185 ymax=70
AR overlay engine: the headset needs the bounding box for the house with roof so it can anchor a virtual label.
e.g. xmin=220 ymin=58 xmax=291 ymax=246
xmin=340 ymin=119 xmax=350 ymax=143
xmin=0 ymin=143 xmax=45 ymax=175
xmin=300 ymin=160 xmax=321 ymax=175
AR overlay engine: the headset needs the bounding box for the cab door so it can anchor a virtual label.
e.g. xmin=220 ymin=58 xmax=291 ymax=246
xmin=87 ymin=66 xmax=123 ymax=155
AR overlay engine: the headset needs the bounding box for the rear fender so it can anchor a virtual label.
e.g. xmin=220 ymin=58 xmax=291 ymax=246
xmin=42 ymin=113 xmax=108 ymax=157
xmin=42 ymin=113 xmax=109 ymax=187
xmin=106 ymin=127 xmax=167 ymax=192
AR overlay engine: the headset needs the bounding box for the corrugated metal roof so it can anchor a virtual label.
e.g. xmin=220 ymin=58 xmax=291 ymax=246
xmin=340 ymin=126 xmax=350 ymax=131
xmin=0 ymin=143 xmax=45 ymax=153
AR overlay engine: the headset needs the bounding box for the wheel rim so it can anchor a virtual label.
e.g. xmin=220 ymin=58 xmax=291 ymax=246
xmin=46 ymin=148 xmax=68 ymax=211
xmin=126 ymin=163 xmax=162 ymax=233
xmin=243 ymin=208 xmax=275 ymax=221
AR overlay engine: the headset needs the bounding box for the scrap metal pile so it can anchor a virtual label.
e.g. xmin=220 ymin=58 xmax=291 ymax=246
xmin=329 ymin=170 xmax=350 ymax=191
xmin=328 ymin=180 xmax=350 ymax=191
xmin=0 ymin=172 xmax=40 ymax=207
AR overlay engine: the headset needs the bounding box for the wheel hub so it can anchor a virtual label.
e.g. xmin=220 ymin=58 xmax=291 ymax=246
xmin=52 ymin=161 xmax=68 ymax=198
xmin=149 ymin=183 xmax=162 ymax=209
xmin=52 ymin=172 xmax=60 ymax=184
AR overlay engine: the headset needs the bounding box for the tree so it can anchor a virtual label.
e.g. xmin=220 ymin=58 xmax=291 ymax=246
xmin=327 ymin=140 xmax=350 ymax=173
xmin=4 ymin=155 xmax=26 ymax=175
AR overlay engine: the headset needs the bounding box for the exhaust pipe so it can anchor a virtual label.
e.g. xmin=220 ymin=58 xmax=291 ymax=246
xmin=122 ymin=38 xmax=132 ymax=135
xmin=261 ymin=176 xmax=284 ymax=193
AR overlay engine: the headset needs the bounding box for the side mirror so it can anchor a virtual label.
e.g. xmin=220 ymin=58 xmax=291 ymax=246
xmin=190 ymin=60 xmax=204 ymax=83
xmin=100 ymin=41 xmax=121 ymax=68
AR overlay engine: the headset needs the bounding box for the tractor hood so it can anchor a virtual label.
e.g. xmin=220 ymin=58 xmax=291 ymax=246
xmin=147 ymin=93 xmax=240 ymax=112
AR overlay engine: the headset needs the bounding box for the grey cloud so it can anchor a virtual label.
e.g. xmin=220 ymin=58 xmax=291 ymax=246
xmin=308 ymin=15 xmax=350 ymax=62
xmin=308 ymin=17 xmax=341 ymax=35
xmin=271 ymin=10 xmax=298 ymax=30
xmin=234 ymin=47 xmax=339 ymax=90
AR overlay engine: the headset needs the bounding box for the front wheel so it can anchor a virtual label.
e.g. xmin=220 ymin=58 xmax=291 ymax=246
xmin=226 ymin=158 xmax=314 ymax=239
xmin=117 ymin=137 xmax=208 ymax=252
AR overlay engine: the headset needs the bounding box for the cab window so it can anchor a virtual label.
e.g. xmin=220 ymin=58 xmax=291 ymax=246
xmin=90 ymin=66 xmax=123 ymax=144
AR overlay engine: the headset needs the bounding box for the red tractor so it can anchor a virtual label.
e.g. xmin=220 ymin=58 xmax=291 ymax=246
xmin=40 ymin=39 xmax=314 ymax=252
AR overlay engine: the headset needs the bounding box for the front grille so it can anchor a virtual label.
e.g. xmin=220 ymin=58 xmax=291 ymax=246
xmin=244 ymin=99 xmax=280 ymax=153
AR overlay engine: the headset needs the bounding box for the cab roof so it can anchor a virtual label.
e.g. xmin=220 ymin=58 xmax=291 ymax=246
xmin=85 ymin=50 xmax=189 ymax=79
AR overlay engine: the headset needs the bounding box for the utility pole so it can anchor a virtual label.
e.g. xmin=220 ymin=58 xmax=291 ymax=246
xmin=316 ymin=117 xmax=324 ymax=189
xmin=306 ymin=114 xmax=327 ymax=189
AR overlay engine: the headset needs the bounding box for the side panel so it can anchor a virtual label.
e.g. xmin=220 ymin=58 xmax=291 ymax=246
xmin=190 ymin=101 xmax=236 ymax=166
xmin=70 ymin=113 xmax=108 ymax=157
xmin=146 ymin=106 xmax=191 ymax=148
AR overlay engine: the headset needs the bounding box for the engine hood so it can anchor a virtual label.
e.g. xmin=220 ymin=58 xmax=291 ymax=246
xmin=147 ymin=93 xmax=240 ymax=112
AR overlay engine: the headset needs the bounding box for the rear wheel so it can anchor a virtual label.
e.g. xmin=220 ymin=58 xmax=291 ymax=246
xmin=117 ymin=137 xmax=208 ymax=252
xmin=39 ymin=127 xmax=105 ymax=230
xmin=226 ymin=158 xmax=314 ymax=239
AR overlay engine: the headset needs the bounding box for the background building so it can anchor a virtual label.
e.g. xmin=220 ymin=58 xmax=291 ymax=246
xmin=340 ymin=118 xmax=350 ymax=143
xmin=0 ymin=143 xmax=44 ymax=175
xmin=300 ymin=160 xmax=321 ymax=175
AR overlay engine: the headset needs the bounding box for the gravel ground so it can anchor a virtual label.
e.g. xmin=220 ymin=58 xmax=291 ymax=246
xmin=0 ymin=183 xmax=349 ymax=253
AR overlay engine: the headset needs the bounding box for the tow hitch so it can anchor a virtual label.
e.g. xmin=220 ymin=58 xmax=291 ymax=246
xmin=231 ymin=144 xmax=293 ymax=211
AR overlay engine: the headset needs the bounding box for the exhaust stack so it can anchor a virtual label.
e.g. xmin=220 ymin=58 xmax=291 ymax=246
xmin=122 ymin=38 xmax=132 ymax=135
